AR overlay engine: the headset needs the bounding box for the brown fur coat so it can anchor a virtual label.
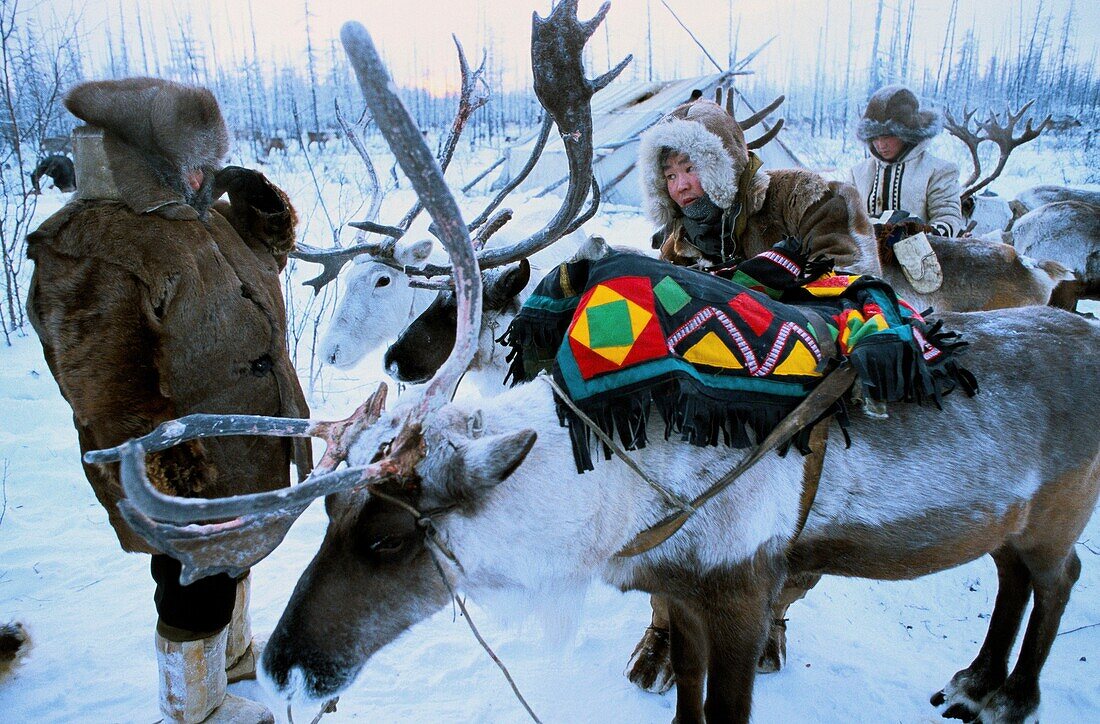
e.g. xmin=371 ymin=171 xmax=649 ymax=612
xmin=638 ymin=99 xmax=880 ymax=276
xmin=26 ymin=78 xmax=311 ymax=554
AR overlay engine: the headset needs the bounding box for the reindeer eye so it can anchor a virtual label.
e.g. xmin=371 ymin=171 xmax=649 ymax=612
xmin=369 ymin=535 xmax=405 ymax=554
xmin=376 ymin=276 xmax=392 ymax=288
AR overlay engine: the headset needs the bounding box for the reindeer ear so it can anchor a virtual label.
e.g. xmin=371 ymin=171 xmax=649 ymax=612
xmin=486 ymin=259 xmax=531 ymax=310
xmin=395 ymin=238 xmax=433 ymax=266
xmin=501 ymin=259 xmax=531 ymax=297
xmin=460 ymin=429 xmax=537 ymax=493
xmin=571 ymin=234 xmax=610 ymax=261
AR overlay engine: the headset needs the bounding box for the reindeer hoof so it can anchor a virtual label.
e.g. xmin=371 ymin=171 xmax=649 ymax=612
xmin=942 ymin=702 xmax=980 ymax=721
xmin=974 ymin=686 xmax=1040 ymax=724
xmin=757 ymin=618 xmax=787 ymax=673
xmin=625 ymin=626 xmax=675 ymax=694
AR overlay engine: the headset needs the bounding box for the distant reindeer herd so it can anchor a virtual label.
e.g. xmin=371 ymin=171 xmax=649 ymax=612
xmin=74 ymin=1 xmax=1099 ymax=722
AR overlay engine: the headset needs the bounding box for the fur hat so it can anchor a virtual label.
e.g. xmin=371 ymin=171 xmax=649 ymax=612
xmin=64 ymin=78 xmax=229 ymax=215
xmin=856 ymin=85 xmax=942 ymax=145
xmin=638 ymin=98 xmax=769 ymax=228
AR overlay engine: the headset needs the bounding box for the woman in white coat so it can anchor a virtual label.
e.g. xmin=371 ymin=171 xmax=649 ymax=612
xmin=847 ymin=85 xmax=964 ymax=239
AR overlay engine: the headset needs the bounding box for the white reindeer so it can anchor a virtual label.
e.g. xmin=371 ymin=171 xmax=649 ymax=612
xmin=317 ymin=237 xmax=434 ymax=369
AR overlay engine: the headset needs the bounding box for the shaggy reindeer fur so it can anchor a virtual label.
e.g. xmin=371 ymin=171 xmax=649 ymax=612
xmin=1008 ymin=200 xmax=1100 ymax=309
xmin=263 ymin=305 xmax=1100 ymax=723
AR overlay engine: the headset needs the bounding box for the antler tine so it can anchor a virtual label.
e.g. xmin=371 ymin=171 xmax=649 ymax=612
xmin=292 ymin=239 xmax=403 ymax=293
xmin=724 ymin=84 xmax=734 ymax=116
xmin=964 ymin=98 xmax=1050 ymax=199
xmin=575 ymin=0 xmax=611 ymax=40
xmin=737 ymin=94 xmax=784 ymax=131
xmin=466 ymin=114 xmax=554 ymax=234
xmin=473 ymin=208 xmax=513 ymax=251
xmin=86 ymin=381 xmax=390 ymax=508
xmin=945 ymin=106 xmax=985 ymax=192
xmin=342 ymin=21 xmax=482 ymax=414
xmin=394 ymin=33 xmax=492 ymax=234
xmin=746 ymin=118 xmax=784 ymax=150
xmin=410 ymin=0 xmax=631 ymax=280
xmin=335 ymin=97 xmax=382 ymax=241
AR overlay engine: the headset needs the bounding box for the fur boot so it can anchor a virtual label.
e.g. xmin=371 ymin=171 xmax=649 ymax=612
xmin=155 ymin=627 xmax=273 ymax=723
xmin=225 ymin=574 xmax=262 ymax=684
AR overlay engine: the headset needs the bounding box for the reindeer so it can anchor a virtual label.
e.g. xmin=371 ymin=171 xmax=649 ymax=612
xmin=262 ymin=135 xmax=287 ymax=157
xmin=29 ymin=154 xmax=75 ymax=194
xmin=318 ymin=238 xmax=435 ymax=368
xmin=1006 ymin=200 xmax=1100 ymax=311
xmin=306 ymin=130 xmax=332 ymax=151
xmin=84 ymin=7 xmax=1100 ymax=724
xmin=1012 ymin=185 xmax=1100 ymax=217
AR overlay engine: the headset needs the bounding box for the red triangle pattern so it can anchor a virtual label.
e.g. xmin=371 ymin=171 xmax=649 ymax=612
xmin=729 ymin=292 xmax=774 ymax=337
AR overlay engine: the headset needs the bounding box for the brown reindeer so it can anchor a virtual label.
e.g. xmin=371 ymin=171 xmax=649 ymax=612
xmin=84 ymin=6 xmax=1100 ymax=723
xmin=261 ymin=135 xmax=287 ymax=157
xmin=306 ymin=130 xmax=332 ymax=150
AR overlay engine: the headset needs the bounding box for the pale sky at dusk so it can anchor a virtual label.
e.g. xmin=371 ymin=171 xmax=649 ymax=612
xmin=27 ymin=0 xmax=1100 ymax=94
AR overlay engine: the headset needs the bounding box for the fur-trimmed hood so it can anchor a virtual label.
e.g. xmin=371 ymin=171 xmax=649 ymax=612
xmin=64 ymin=77 xmax=229 ymax=216
xmin=638 ymin=98 xmax=770 ymax=229
xmin=856 ymin=85 xmax=942 ymax=146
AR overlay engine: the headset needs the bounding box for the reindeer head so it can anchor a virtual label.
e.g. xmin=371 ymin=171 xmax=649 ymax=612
xmin=262 ymin=397 xmax=537 ymax=703
xmin=384 ymin=260 xmax=531 ymax=384
xmin=319 ymin=238 xmax=433 ymax=369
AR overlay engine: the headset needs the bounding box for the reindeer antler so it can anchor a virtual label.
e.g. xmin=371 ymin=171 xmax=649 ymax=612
xmin=408 ymin=0 xmax=631 ymax=281
xmin=947 ymin=100 xmax=1052 ymax=200
xmin=290 ymin=34 xmax=491 ymax=293
xmin=964 ymin=100 xmax=1052 ymax=199
xmin=715 ymin=86 xmax=786 ymax=150
xmin=85 ymin=16 xmax=492 ymax=582
xmin=944 ymin=107 xmax=982 ymax=188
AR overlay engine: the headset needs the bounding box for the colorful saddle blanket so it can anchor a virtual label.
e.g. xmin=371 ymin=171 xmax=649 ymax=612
xmin=502 ymin=250 xmax=977 ymax=472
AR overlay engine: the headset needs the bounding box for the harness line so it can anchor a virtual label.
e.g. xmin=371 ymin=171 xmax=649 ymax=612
xmin=368 ymin=488 xmax=542 ymax=723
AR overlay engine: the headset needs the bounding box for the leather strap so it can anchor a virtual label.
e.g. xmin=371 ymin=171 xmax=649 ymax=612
xmin=792 ymin=420 xmax=829 ymax=542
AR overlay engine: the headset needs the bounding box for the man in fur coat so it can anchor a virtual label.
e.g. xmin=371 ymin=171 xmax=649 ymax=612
xmin=625 ymin=94 xmax=881 ymax=694
xmin=846 ymin=84 xmax=964 ymax=239
xmin=640 ymin=95 xmax=881 ymax=277
xmin=26 ymin=77 xmax=311 ymax=723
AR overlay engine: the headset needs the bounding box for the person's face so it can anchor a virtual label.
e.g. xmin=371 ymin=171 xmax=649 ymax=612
xmin=663 ymin=152 xmax=704 ymax=209
xmin=872 ymin=135 xmax=905 ymax=161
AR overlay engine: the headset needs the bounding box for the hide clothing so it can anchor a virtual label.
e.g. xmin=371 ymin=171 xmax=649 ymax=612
xmin=638 ymin=98 xmax=880 ymax=276
xmin=847 ymin=139 xmax=964 ymax=238
xmin=849 ymin=85 xmax=964 ymax=238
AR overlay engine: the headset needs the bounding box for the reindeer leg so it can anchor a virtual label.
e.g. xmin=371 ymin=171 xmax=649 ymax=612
xmin=976 ymin=548 xmax=1082 ymax=723
xmin=668 ymin=599 xmax=707 ymax=724
xmin=625 ymin=594 xmax=675 ymax=693
xmin=759 ymin=572 xmax=821 ymax=673
xmin=933 ymin=546 xmax=1032 ymax=720
xmin=702 ymin=556 xmax=784 ymax=724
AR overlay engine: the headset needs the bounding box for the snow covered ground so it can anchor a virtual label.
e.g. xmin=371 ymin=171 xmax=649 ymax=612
xmin=2 ymin=138 xmax=1098 ymax=723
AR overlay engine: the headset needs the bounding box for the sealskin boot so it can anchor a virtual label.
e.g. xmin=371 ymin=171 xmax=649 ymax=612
xmin=155 ymin=626 xmax=274 ymax=723
xmin=225 ymin=574 xmax=263 ymax=684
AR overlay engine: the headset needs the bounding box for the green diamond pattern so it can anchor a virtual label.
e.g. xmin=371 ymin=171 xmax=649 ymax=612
xmin=586 ymin=299 xmax=634 ymax=348
xmin=654 ymin=276 xmax=691 ymax=314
